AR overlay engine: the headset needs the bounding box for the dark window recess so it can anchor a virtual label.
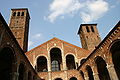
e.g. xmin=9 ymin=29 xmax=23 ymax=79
xmin=91 ymin=26 xmax=94 ymax=32
xmin=13 ymin=12 xmax=16 ymax=16
xmin=21 ymin=12 xmax=24 ymax=16
xmin=86 ymin=26 xmax=90 ymax=32
xmin=17 ymin=12 xmax=20 ymax=16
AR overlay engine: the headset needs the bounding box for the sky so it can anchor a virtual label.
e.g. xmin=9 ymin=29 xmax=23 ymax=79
xmin=0 ymin=0 xmax=120 ymax=50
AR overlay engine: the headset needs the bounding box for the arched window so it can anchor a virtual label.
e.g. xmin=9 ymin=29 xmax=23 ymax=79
xmin=91 ymin=26 xmax=94 ymax=32
xmin=95 ymin=56 xmax=111 ymax=80
xmin=37 ymin=56 xmax=47 ymax=72
xmin=55 ymin=78 xmax=63 ymax=80
xmin=86 ymin=26 xmax=90 ymax=32
xmin=0 ymin=47 xmax=14 ymax=80
xmin=80 ymin=70 xmax=85 ymax=80
xmin=110 ymin=40 xmax=120 ymax=79
xmin=21 ymin=12 xmax=24 ymax=16
xmin=17 ymin=12 xmax=20 ymax=16
xmin=50 ymin=48 xmax=62 ymax=71
xmin=13 ymin=12 xmax=16 ymax=16
xmin=86 ymin=65 xmax=94 ymax=80
xmin=66 ymin=54 xmax=76 ymax=70
xmin=52 ymin=60 xmax=60 ymax=71
xmin=18 ymin=63 xmax=25 ymax=80
xmin=70 ymin=77 xmax=77 ymax=80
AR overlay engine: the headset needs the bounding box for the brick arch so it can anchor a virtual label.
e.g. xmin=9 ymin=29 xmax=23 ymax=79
xmin=35 ymin=54 xmax=48 ymax=65
xmin=79 ymin=57 xmax=86 ymax=65
xmin=50 ymin=47 xmax=62 ymax=71
xmin=69 ymin=76 xmax=77 ymax=80
xmin=0 ymin=46 xmax=16 ymax=80
xmin=79 ymin=70 xmax=85 ymax=80
xmin=109 ymin=39 xmax=120 ymax=79
xmin=36 ymin=56 xmax=48 ymax=72
xmin=86 ymin=65 xmax=94 ymax=80
xmin=54 ymin=78 xmax=63 ymax=80
xmin=94 ymin=56 xmax=111 ymax=80
xmin=18 ymin=63 xmax=26 ymax=80
xmin=66 ymin=54 xmax=76 ymax=70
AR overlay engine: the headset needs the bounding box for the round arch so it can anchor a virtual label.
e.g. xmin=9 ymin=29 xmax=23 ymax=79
xmin=36 ymin=56 xmax=48 ymax=72
xmin=69 ymin=77 xmax=77 ymax=80
xmin=95 ymin=56 xmax=110 ymax=80
xmin=0 ymin=46 xmax=15 ymax=80
xmin=79 ymin=70 xmax=85 ymax=80
xmin=54 ymin=78 xmax=63 ymax=80
xmin=50 ymin=48 xmax=62 ymax=71
xmin=18 ymin=63 xmax=26 ymax=80
xmin=86 ymin=65 xmax=94 ymax=80
xmin=66 ymin=54 xmax=76 ymax=70
xmin=110 ymin=39 xmax=120 ymax=79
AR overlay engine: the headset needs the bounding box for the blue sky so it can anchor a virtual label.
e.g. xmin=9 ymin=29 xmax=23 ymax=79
xmin=0 ymin=0 xmax=120 ymax=50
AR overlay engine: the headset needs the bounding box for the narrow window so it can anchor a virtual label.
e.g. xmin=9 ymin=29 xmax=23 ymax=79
xmin=51 ymin=60 xmax=59 ymax=71
xmin=13 ymin=12 xmax=16 ymax=16
xmin=91 ymin=26 xmax=94 ymax=32
xmin=17 ymin=12 xmax=20 ymax=16
xmin=21 ymin=12 xmax=24 ymax=16
xmin=86 ymin=26 xmax=90 ymax=32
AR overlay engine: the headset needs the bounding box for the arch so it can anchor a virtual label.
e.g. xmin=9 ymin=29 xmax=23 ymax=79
xmin=70 ymin=77 xmax=77 ymax=80
xmin=21 ymin=12 xmax=24 ymax=16
xmin=110 ymin=40 xmax=120 ymax=79
xmin=37 ymin=56 xmax=47 ymax=72
xmin=13 ymin=12 xmax=16 ymax=16
xmin=86 ymin=26 xmax=90 ymax=32
xmin=28 ymin=71 xmax=32 ymax=80
xmin=91 ymin=26 xmax=94 ymax=32
xmin=86 ymin=65 xmax=94 ymax=80
xmin=0 ymin=47 xmax=15 ymax=80
xmin=18 ymin=63 xmax=26 ymax=80
xmin=66 ymin=54 xmax=76 ymax=70
xmin=17 ymin=12 xmax=20 ymax=16
xmin=80 ymin=58 xmax=86 ymax=65
xmin=55 ymin=78 xmax=63 ymax=80
xmin=50 ymin=48 xmax=62 ymax=71
xmin=95 ymin=56 xmax=111 ymax=80
xmin=80 ymin=70 xmax=85 ymax=80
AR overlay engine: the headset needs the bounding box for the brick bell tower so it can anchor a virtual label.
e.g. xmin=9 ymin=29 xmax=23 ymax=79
xmin=9 ymin=8 xmax=30 ymax=52
xmin=78 ymin=24 xmax=101 ymax=51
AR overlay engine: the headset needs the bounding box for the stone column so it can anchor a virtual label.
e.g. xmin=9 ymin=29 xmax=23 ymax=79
xmin=61 ymin=43 xmax=67 ymax=70
xmin=84 ymin=72 xmax=89 ymax=80
xmin=92 ymin=66 xmax=100 ymax=80
xmin=11 ymin=72 xmax=19 ymax=80
xmin=107 ymin=64 xmax=119 ymax=80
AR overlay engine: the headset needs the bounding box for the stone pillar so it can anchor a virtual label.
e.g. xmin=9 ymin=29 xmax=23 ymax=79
xmin=107 ymin=64 xmax=119 ymax=80
xmin=84 ymin=72 xmax=89 ymax=80
xmin=11 ymin=72 xmax=19 ymax=80
xmin=48 ymin=72 xmax=52 ymax=80
xmin=62 ymin=43 xmax=67 ymax=70
xmin=92 ymin=66 xmax=100 ymax=80
xmin=47 ymin=58 xmax=51 ymax=71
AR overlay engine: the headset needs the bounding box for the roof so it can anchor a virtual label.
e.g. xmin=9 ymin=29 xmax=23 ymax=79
xmin=77 ymin=24 xmax=97 ymax=34
xmin=25 ymin=37 xmax=90 ymax=55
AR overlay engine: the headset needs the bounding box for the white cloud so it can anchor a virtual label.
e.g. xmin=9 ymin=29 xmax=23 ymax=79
xmin=28 ymin=40 xmax=34 ymax=49
xmin=33 ymin=33 xmax=42 ymax=40
xmin=47 ymin=0 xmax=82 ymax=22
xmin=47 ymin=0 xmax=109 ymax=23
xmin=80 ymin=0 xmax=109 ymax=23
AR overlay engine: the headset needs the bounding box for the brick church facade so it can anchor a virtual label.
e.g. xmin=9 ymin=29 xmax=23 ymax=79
xmin=0 ymin=8 xmax=120 ymax=80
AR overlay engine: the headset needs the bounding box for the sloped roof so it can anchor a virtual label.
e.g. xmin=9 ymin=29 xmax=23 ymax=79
xmin=25 ymin=37 xmax=90 ymax=55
